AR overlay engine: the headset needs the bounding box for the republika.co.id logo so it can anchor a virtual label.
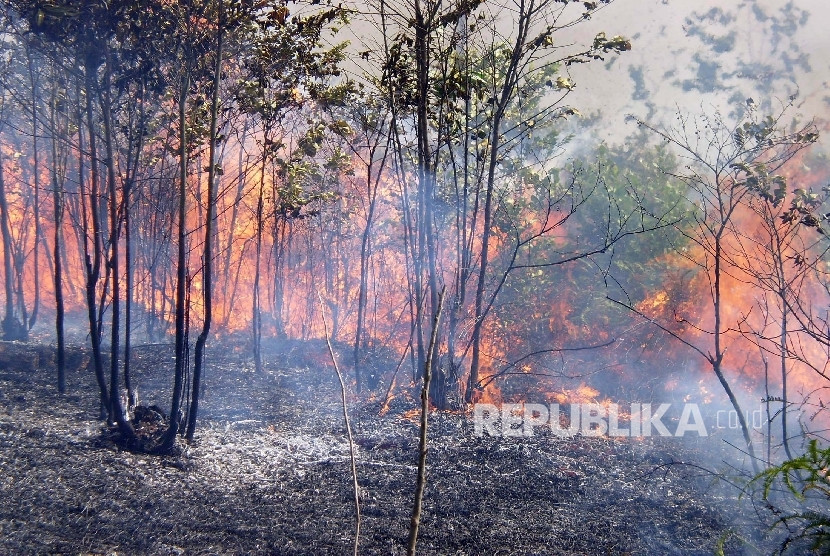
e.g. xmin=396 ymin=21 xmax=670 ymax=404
xmin=472 ymin=402 xmax=710 ymax=438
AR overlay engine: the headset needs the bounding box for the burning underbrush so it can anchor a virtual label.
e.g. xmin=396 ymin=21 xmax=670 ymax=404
xmin=0 ymin=339 xmax=799 ymax=554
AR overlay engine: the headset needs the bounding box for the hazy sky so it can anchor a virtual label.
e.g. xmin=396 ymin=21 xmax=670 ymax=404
xmin=564 ymin=0 xmax=830 ymax=146
xmin=338 ymin=0 xmax=830 ymax=151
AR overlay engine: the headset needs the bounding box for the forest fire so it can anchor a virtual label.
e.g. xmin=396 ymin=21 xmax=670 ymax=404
xmin=1 ymin=0 xmax=830 ymax=553
xmin=1 ymin=36 xmax=829 ymax=454
xmin=2 ymin=84 xmax=823 ymax=438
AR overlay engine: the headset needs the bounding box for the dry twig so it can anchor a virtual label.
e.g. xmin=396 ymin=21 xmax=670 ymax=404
xmin=318 ymin=292 xmax=361 ymax=556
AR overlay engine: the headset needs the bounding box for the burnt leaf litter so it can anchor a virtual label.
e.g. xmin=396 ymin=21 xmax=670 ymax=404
xmin=0 ymin=339 xmax=784 ymax=555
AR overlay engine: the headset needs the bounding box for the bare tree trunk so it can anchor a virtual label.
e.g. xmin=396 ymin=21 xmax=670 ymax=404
xmin=186 ymin=8 xmax=224 ymax=441
xmin=467 ymin=162 xmax=495 ymax=402
xmin=161 ymin=69 xmax=191 ymax=452
xmin=49 ymin=75 xmax=66 ymax=393
xmin=771 ymin=225 xmax=793 ymax=460
xmin=377 ymin=0 xmax=421 ymax=384
xmin=466 ymin=6 xmax=531 ymax=403
xmin=320 ymin=293 xmax=361 ymax=556
xmin=221 ymin=124 xmax=249 ymax=329
xmin=122 ymin=78 xmax=146 ymax=411
xmin=81 ymin=63 xmax=109 ymax=418
xmin=447 ymin=31 xmax=478 ymax=401
xmin=412 ymin=0 xmax=445 ymax=406
xmin=353 ymin=128 xmax=390 ymax=390
xmin=124 ymin=180 xmax=134 ymax=407
xmin=252 ymin=161 xmax=265 ymax=374
xmin=712 ymin=218 xmax=757 ymax=472
xmin=271 ymin=216 xmax=288 ymax=339
xmin=407 ymin=288 xmax=444 ymax=556
xmin=100 ymin=44 xmax=134 ymax=438
xmin=26 ymin=46 xmax=40 ymax=332
xmin=0 ymin=150 xmax=23 ymax=341
xmin=353 ymin=203 xmax=373 ymax=389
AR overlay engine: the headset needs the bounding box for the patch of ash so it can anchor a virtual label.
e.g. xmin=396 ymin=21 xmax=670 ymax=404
xmin=186 ymin=424 xmax=353 ymax=491
xmin=0 ymin=344 xmax=784 ymax=555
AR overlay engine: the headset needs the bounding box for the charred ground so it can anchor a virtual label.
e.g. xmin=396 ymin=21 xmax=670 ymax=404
xmin=0 ymin=340 xmax=778 ymax=555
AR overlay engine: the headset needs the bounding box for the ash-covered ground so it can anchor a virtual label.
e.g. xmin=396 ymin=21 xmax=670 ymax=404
xmin=0 ymin=340 xmax=784 ymax=555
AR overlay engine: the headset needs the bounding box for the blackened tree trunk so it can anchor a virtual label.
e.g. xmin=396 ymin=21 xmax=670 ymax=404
xmin=0 ymin=149 xmax=23 ymax=341
xmin=122 ymin=78 xmax=146 ymax=410
xmin=271 ymin=217 xmax=288 ymax=339
xmin=407 ymin=288 xmax=444 ymax=555
xmin=161 ymin=69 xmax=191 ymax=452
xmin=48 ymin=70 xmax=67 ymax=393
xmin=711 ymin=233 xmax=756 ymax=470
xmin=252 ymin=157 xmax=265 ymax=375
xmin=100 ymin=43 xmax=133 ymax=438
xmin=185 ymin=6 xmax=224 ymax=441
xmin=123 ymin=175 xmax=134 ymax=407
xmin=772 ymin=228 xmax=794 ymax=460
xmin=412 ymin=0 xmax=445 ymax=406
xmin=81 ymin=60 xmax=110 ymax=418
xmin=26 ymin=44 xmax=40 ymax=332
xmin=467 ymin=2 xmax=532 ymax=403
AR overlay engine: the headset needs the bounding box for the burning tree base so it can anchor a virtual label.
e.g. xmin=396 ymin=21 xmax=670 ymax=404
xmin=0 ymin=342 xmax=799 ymax=554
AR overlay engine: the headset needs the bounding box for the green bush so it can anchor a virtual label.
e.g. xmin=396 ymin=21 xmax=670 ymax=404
xmin=753 ymin=439 xmax=830 ymax=553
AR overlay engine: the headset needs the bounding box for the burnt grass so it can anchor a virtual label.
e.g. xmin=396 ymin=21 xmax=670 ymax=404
xmin=0 ymin=339 xmax=775 ymax=555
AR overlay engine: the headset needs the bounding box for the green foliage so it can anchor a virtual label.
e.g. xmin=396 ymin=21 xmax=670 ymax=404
xmin=222 ymin=1 xmax=352 ymax=228
xmin=734 ymin=116 xmax=778 ymax=148
xmin=751 ymin=439 xmax=830 ymax=553
xmin=781 ymin=186 xmax=829 ymax=234
xmin=572 ymin=141 xmax=690 ymax=291
xmin=269 ymin=113 xmax=350 ymax=222
xmin=731 ymin=161 xmax=788 ymax=207
xmin=236 ymin=2 xmax=350 ymax=123
xmin=496 ymin=141 xmax=690 ymax=356
xmin=296 ymin=122 xmax=326 ymax=158
xmin=727 ymin=104 xmax=825 ymax=232
xmin=377 ymin=33 xmax=417 ymax=111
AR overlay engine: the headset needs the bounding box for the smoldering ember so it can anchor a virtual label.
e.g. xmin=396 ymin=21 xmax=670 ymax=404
xmin=1 ymin=0 xmax=830 ymax=554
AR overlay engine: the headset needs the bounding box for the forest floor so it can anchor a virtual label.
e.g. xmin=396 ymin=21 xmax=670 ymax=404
xmin=0 ymin=339 xmax=787 ymax=555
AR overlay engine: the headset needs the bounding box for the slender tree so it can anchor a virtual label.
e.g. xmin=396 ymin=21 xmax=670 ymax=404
xmin=185 ymin=0 xmax=225 ymax=441
xmin=617 ymin=102 xmax=819 ymax=469
xmin=47 ymin=58 xmax=69 ymax=393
